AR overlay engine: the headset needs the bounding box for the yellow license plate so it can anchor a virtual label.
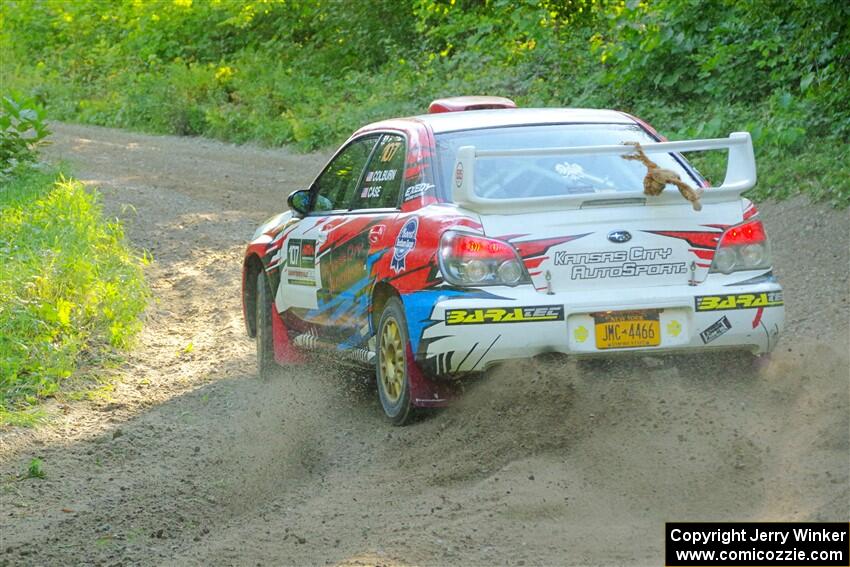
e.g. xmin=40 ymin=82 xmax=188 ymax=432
xmin=594 ymin=310 xmax=661 ymax=349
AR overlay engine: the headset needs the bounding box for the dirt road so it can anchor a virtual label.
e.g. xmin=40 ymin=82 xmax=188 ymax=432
xmin=1 ymin=123 xmax=848 ymax=566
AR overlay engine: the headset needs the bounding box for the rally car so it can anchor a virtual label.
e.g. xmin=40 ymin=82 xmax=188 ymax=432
xmin=242 ymin=96 xmax=784 ymax=425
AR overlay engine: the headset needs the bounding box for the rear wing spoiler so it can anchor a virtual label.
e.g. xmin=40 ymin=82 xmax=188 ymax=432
xmin=452 ymin=132 xmax=756 ymax=213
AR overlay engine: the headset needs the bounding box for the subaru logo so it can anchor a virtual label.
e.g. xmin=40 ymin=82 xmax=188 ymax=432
xmin=607 ymin=230 xmax=631 ymax=244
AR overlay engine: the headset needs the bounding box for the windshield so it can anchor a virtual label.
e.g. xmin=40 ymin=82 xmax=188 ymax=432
xmin=435 ymin=123 xmax=701 ymax=200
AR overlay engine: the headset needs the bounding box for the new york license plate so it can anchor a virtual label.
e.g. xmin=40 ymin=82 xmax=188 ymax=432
xmin=593 ymin=310 xmax=660 ymax=349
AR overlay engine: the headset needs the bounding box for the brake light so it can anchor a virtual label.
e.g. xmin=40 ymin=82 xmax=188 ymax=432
xmin=439 ymin=231 xmax=530 ymax=286
xmin=718 ymin=221 xmax=766 ymax=246
xmin=451 ymin=235 xmax=513 ymax=258
xmin=710 ymin=219 xmax=772 ymax=274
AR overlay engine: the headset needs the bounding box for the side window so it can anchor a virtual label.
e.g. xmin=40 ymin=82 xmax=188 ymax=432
xmin=313 ymin=136 xmax=378 ymax=212
xmin=350 ymin=134 xmax=406 ymax=210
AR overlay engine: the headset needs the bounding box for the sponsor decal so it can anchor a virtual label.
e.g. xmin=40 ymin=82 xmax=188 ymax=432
xmin=286 ymin=238 xmax=317 ymax=286
xmin=324 ymin=236 xmax=368 ymax=295
xmin=454 ymin=162 xmax=464 ymax=188
xmin=360 ymin=185 xmax=382 ymax=199
xmin=554 ymin=246 xmax=687 ymax=279
xmin=301 ymin=240 xmax=316 ymax=264
xmin=287 ymin=268 xmax=315 ymax=286
xmin=700 ymin=315 xmax=732 ymax=344
xmin=368 ymin=224 xmax=386 ymax=244
xmin=555 ymin=161 xmax=585 ymax=179
xmin=403 ymin=182 xmax=435 ymax=202
xmin=365 ymin=169 xmax=397 ymax=183
xmin=667 ymin=320 xmax=682 ymax=337
xmin=573 ymin=325 xmax=589 ymax=343
xmin=445 ymin=305 xmax=565 ymax=325
xmin=391 ymin=217 xmax=418 ymax=273
xmin=695 ymin=291 xmax=783 ymax=312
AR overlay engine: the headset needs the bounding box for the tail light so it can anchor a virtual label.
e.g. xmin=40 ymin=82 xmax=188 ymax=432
xmin=439 ymin=231 xmax=530 ymax=286
xmin=710 ymin=219 xmax=772 ymax=274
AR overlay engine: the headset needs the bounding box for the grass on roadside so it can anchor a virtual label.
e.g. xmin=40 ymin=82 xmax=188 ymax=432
xmin=0 ymin=169 xmax=149 ymax=426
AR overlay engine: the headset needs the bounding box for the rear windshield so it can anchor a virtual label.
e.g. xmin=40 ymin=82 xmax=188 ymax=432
xmin=435 ymin=123 xmax=701 ymax=200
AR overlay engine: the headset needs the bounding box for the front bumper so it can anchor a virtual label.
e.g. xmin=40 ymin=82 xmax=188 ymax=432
xmin=403 ymin=280 xmax=784 ymax=375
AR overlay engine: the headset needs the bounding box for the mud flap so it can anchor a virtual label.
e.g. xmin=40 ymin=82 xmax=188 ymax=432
xmin=406 ymin=344 xmax=455 ymax=408
xmin=271 ymin=307 xmax=306 ymax=364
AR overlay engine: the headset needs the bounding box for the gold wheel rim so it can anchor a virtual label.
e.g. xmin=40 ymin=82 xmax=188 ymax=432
xmin=380 ymin=318 xmax=406 ymax=404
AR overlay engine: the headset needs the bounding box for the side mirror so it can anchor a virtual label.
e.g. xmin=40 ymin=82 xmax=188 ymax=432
xmin=287 ymin=189 xmax=311 ymax=216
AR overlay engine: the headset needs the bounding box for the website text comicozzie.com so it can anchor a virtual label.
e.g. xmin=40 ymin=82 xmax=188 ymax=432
xmin=666 ymin=522 xmax=849 ymax=566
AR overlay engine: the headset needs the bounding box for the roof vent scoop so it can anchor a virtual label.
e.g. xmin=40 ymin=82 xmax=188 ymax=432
xmin=428 ymin=96 xmax=517 ymax=114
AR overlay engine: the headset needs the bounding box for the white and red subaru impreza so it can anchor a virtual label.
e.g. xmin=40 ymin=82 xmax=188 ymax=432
xmin=242 ymin=96 xmax=784 ymax=424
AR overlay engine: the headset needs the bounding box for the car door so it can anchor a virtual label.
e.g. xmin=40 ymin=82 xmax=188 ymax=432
xmin=276 ymin=135 xmax=379 ymax=322
xmin=313 ymin=133 xmax=407 ymax=344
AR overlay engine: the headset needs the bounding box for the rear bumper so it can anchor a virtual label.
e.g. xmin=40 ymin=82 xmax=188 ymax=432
xmin=403 ymin=281 xmax=784 ymax=375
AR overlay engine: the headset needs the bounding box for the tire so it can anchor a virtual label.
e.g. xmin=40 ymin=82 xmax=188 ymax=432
xmin=375 ymin=297 xmax=415 ymax=425
xmin=255 ymin=272 xmax=276 ymax=379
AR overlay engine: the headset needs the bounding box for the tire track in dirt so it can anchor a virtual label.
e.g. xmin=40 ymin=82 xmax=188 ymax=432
xmin=0 ymin=122 xmax=847 ymax=566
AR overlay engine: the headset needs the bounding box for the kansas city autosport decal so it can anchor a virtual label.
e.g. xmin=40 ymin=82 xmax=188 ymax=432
xmin=554 ymin=246 xmax=687 ymax=279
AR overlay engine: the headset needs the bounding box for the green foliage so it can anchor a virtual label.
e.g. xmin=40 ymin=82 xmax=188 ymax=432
xmin=0 ymin=95 xmax=50 ymax=176
xmin=25 ymin=457 xmax=45 ymax=479
xmin=593 ymin=0 xmax=850 ymax=136
xmin=0 ymin=0 xmax=847 ymax=203
xmin=0 ymin=170 xmax=149 ymax=419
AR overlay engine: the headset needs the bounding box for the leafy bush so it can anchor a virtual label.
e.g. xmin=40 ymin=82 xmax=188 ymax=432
xmin=0 ymin=170 xmax=149 ymax=421
xmin=0 ymin=95 xmax=50 ymax=176
xmin=0 ymin=0 xmax=847 ymax=203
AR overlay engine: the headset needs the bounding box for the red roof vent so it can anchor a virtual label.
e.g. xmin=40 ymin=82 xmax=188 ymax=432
xmin=428 ymin=96 xmax=517 ymax=114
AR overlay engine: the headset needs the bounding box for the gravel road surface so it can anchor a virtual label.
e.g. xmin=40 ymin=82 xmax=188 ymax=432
xmin=1 ymin=122 xmax=847 ymax=566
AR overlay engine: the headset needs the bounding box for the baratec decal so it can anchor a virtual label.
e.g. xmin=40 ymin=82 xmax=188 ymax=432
xmin=695 ymin=291 xmax=784 ymax=312
xmin=445 ymin=305 xmax=564 ymax=325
